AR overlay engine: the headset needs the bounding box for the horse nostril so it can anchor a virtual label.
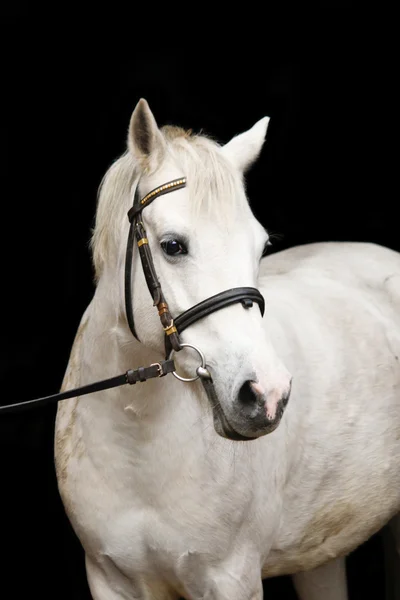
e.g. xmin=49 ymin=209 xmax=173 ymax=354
xmin=238 ymin=380 xmax=261 ymax=406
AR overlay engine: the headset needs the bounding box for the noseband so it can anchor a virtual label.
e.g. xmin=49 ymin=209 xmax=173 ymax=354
xmin=124 ymin=177 xmax=265 ymax=372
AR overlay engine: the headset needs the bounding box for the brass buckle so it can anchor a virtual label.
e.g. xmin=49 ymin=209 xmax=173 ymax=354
xmin=163 ymin=320 xmax=178 ymax=336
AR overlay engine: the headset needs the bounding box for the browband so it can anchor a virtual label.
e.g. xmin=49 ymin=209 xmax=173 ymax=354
xmin=128 ymin=178 xmax=187 ymax=223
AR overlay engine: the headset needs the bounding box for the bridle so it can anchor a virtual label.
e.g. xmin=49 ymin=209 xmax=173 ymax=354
xmin=0 ymin=177 xmax=265 ymax=415
xmin=125 ymin=176 xmax=265 ymax=377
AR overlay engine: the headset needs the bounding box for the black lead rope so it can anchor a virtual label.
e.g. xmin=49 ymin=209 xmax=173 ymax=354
xmin=0 ymin=360 xmax=175 ymax=414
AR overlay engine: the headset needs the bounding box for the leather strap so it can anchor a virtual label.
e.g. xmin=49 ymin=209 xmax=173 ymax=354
xmin=134 ymin=220 xmax=162 ymax=305
xmin=165 ymin=287 xmax=265 ymax=357
xmin=0 ymin=359 xmax=175 ymax=414
xmin=125 ymin=178 xmax=186 ymax=352
xmin=124 ymin=220 xmax=138 ymax=339
xmin=175 ymin=287 xmax=264 ymax=332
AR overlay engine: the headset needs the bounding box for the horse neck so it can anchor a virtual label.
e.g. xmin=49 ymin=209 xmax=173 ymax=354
xmin=75 ymin=274 xmax=288 ymax=493
xmin=79 ymin=273 xmax=207 ymax=435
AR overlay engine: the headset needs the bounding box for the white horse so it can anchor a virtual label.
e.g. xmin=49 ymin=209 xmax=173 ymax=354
xmin=55 ymin=99 xmax=400 ymax=600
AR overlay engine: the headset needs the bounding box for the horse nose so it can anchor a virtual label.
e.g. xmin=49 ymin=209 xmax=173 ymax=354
xmin=237 ymin=380 xmax=291 ymax=418
xmin=237 ymin=380 xmax=265 ymax=414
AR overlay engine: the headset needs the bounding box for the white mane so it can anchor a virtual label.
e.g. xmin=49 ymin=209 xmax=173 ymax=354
xmin=91 ymin=126 xmax=245 ymax=279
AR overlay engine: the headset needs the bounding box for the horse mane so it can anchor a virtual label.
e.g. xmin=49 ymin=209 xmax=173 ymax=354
xmin=91 ymin=125 xmax=244 ymax=280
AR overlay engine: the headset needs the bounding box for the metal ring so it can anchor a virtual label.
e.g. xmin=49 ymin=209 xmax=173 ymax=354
xmin=170 ymin=343 xmax=207 ymax=383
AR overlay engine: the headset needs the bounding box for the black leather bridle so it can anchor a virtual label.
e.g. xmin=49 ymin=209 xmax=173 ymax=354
xmin=0 ymin=177 xmax=265 ymax=415
xmin=125 ymin=176 xmax=265 ymax=362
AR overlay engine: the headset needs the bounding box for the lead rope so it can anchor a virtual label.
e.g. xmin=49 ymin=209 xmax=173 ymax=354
xmin=0 ymin=359 xmax=176 ymax=414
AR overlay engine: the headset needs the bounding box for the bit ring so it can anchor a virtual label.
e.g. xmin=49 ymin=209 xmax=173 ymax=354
xmin=170 ymin=343 xmax=209 ymax=382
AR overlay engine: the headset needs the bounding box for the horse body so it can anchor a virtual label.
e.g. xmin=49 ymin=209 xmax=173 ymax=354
xmin=56 ymin=241 xmax=400 ymax=599
xmin=260 ymin=242 xmax=400 ymax=576
xmin=55 ymin=99 xmax=400 ymax=599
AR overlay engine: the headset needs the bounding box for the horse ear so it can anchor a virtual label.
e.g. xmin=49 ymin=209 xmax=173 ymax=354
xmin=128 ymin=98 xmax=166 ymax=167
xmin=222 ymin=117 xmax=270 ymax=173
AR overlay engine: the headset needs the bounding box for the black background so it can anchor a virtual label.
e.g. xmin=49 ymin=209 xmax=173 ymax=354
xmin=2 ymin=7 xmax=396 ymax=600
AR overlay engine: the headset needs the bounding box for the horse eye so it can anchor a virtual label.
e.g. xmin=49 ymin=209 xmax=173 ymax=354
xmin=161 ymin=240 xmax=188 ymax=256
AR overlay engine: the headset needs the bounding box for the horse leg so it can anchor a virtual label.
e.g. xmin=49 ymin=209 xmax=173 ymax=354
xmin=291 ymin=556 xmax=348 ymax=600
xmin=85 ymin=554 xmax=139 ymax=600
xmin=177 ymin=549 xmax=263 ymax=600
xmin=203 ymin=580 xmax=263 ymax=600
xmin=383 ymin=512 xmax=400 ymax=600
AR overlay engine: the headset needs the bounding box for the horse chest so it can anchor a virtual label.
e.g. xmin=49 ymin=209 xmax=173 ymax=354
xmin=68 ymin=435 xmax=260 ymax=569
xmin=92 ymin=489 xmax=260 ymax=597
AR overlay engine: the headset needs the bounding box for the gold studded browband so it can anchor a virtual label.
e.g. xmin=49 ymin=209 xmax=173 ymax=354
xmin=140 ymin=178 xmax=186 ymax=206
xmin=127 ymin=178 xmax=187 ymax=223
